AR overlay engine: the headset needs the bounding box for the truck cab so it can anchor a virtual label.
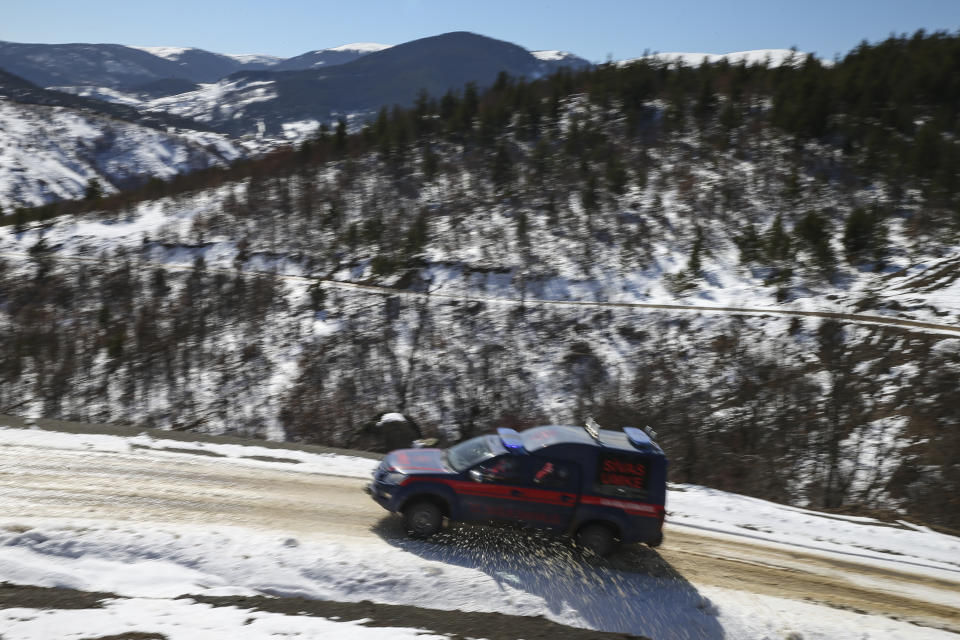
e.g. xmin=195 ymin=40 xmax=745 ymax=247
xmin=366 ymin=422 xmax=667 ymax=555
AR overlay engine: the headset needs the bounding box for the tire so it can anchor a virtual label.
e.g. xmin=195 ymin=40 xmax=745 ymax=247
xmin=403 ymin=501 xmax=443 ymax=538
xmin=647 ymin=531 xmax=664 ymax=548
xmin=576 ymin=523 xmax=617 ymax=557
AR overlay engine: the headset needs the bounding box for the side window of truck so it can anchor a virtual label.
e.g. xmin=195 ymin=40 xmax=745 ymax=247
xmin=476 ymin=456 xmax=523 ymax=483
xmin=594 ymin=452 xmax=649 ymax=499
xmin=530 ymin=459 xmax=578 ymax=490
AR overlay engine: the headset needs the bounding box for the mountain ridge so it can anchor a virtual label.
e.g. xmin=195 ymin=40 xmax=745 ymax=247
xmin=148 ymin=31 xmax=592 ymax=135
xmin=0 ymin=33 xmax=590 ymax=91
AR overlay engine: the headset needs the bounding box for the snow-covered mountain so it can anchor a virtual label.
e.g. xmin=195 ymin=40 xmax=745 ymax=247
xmin=0 ymin=40 xmax=193 ymax=88
xmin=132 ymin=46 xmax=282 ymax=68
xmin=272 ymin=42 xmax=392 ymax=71
xmin=128 ymin=45 xmax=278 ymax=80
xmin=131 ymin=45 xmax=202 ymax=60
xmin=0 ymin=33 xmax=594 ymax=140
xmin=0 ymin=99 xmax=242 ymax=208
xmin=0 ymin=32 xmax=601 ymax=207
xmin=0 ymin=40 xmax=376 ymax=89
xmin=531 ymin=49 xmax=592 ymax=74
xmin=134 ymin=32 xmax=595 ymax=136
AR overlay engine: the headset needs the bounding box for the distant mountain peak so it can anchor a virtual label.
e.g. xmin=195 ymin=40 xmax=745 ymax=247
xmin=224 ymin=53 xmax=283 ymax=66
xmin=326 ymin=42 xmax=392 ymax=53
xmin=130 ymin=45 xmax=195 ymax=61
xmin=531 ymin=50 xmax=579 ymax=62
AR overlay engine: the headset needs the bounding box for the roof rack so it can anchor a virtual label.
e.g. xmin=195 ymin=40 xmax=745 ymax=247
xmin=584 ymin=417 xmax=603 ymax=442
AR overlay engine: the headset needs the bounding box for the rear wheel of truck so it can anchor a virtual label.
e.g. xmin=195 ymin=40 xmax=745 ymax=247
xmin=576 ymin=523 xmax=617 ymax=557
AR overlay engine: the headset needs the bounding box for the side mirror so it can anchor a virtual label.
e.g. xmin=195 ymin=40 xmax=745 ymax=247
xmin=469 ymin=469 xmax=486 ymax=483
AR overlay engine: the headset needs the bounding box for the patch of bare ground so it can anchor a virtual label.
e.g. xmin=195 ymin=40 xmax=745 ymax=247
xmin=0 ymin=582 xmax=644 ymax=640
xmin=186 ymin=594 xmax=647 ymax=640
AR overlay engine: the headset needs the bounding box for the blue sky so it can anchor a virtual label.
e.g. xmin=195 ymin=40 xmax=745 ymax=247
xmin=2 ymin=0 xmax=957 ymax=61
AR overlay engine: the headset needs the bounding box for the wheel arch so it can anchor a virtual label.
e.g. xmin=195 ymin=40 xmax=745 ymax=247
xmin=399 ymin=491 xmax=452 ymax=519
xmin=575 ymin=517 xmax=622 ymax=540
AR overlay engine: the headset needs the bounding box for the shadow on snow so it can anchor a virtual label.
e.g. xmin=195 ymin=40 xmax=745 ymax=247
xmin=372 ymin=516 xmax=725 ymax=639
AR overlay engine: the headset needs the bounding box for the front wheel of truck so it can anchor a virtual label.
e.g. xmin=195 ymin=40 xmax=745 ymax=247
xmin=403 ymin=500 xmax=443 ymax=538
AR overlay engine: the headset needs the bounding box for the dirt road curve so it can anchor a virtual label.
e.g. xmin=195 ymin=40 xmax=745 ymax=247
xmin=2 ymin=444 xmax=959 ymax=635
xmin=2 ymin=250 xmax=959 ymax=336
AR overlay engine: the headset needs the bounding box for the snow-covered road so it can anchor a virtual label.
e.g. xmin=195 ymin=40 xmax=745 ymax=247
xmin=1 ymin=424 xmax=959 ymax=639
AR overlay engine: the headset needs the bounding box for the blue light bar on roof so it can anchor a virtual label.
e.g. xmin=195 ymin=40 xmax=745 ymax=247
xmin=497 ymin=428 xmax=525 ymax=452
xmin=623 ymin=426 xmax=653 ymax=449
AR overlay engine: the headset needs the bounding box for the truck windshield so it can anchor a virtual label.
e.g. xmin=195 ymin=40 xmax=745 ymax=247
xmin=445 ymin=436 xmax=497 ymax=472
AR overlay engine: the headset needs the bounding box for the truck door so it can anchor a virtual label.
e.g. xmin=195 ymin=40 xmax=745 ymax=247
xmin=524 ymin=457 xmax=580 ymax=530
xmin=465 ymin=456 xmax=579 ymax=530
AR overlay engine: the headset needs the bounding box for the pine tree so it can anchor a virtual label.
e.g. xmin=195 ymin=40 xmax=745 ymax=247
xmin=605 ymin=153 xmax=627 ymax=196
xmin=403 ymin=209 xmax=430 ymax=261
xmin=843 ymin=207 xmax=887 ymax=265
xmin=316 ymin=122 xmax=331 ymax=143
xmin=516 ymin=209 xmax=529 ymax=247
xmin=422 ymin=144 xmax=439 ymax=181
xmin=719 ymin=101 xmax=741 ymax=134
xmin=13 ymin=208 xmax=27 ymax=233
xmin=335 ymin=118 xmax=347 ymax=153
xmin=765 ymin=214 xmax=792 ymax=262
xmin=693 ymin=73 xmax=717 ymax=126
xmin=581 ymin=173 xmax=599 ymax=215
xmin=735 ymin=222 xmax=763 ymax=264
xmin=795 ymin=210 xmax=834 ymax=271
xmin=85 ymin=178 xmax=103 ymax=201
xmin=688 ymin=226 xmax=705 ymax=276
xmin=491 ymin=144 xmax=513 ymax=190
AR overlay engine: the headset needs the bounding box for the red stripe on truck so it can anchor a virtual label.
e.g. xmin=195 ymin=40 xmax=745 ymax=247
xmin=400 ymin=477 xmax=663 ymax=516
xmin=400 ymin=477 xmax=576 ymax=505
xmin=580 ymin=495 xmax=664 ymax=517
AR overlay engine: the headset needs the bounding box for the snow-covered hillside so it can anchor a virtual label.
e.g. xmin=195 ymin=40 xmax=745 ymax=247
xmin=0 ymin=100 xmax=242 ymax=208
xmin=143 ymin=78 xmax=278 ymax=126
xmin=0 ymin=424 xmax=957 ymax=639
xmin=2 ymin=35 xmax=958 ymax=536
xmin=131 ymin=45 xmax=196 ymax=61
xmin=45 ymin=85 xmax=145 ymax=106
xmin=0 ymin=164 xmax=957 ymax=526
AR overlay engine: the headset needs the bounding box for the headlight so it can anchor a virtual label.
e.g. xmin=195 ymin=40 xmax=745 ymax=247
xmin=382 ymin=472 xmax=408 ymax=485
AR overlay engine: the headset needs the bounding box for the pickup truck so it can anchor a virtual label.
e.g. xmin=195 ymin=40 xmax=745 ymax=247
xmin=366 ymin=422 xmax=667 ymax=555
